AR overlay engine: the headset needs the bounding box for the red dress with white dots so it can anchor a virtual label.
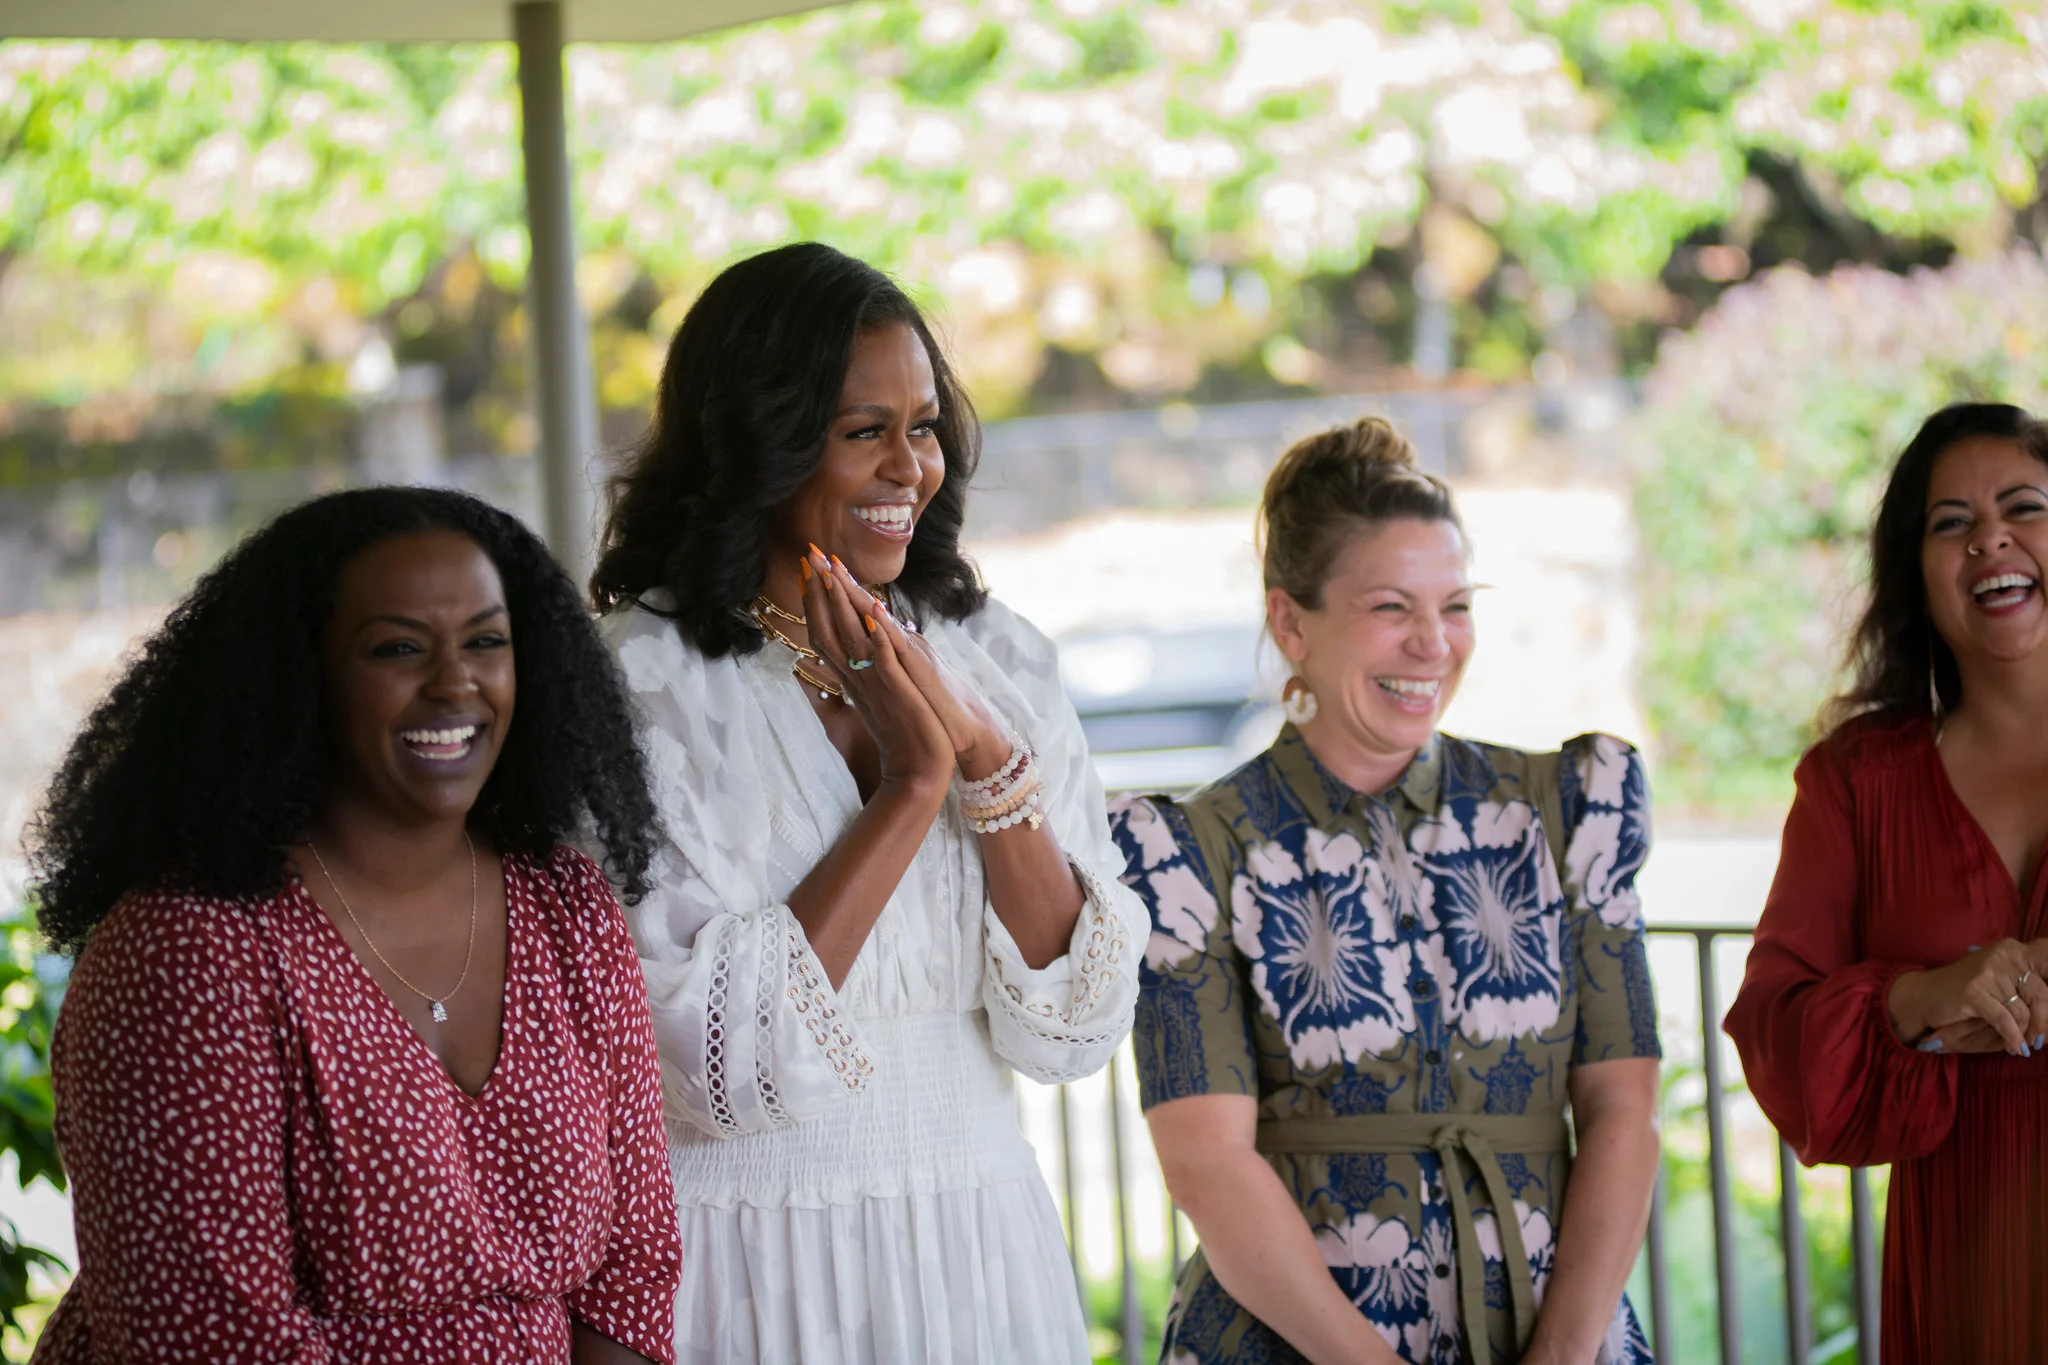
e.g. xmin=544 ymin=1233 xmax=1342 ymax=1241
xmin=34 ymin=847 xmax=682 ymax=1364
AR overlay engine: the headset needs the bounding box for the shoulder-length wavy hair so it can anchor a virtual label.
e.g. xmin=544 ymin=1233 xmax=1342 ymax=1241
xmin=1824 ymin=402 xmax=2041 ymax=733
xmin=28 ymin=486 xmax=659 ymax=953
xmin=589 ymin=241 xmax=987 ymax=655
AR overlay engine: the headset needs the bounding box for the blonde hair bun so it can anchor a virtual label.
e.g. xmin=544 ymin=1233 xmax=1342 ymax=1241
xmin=1258 ymin=416 xmax=1460 ymax=608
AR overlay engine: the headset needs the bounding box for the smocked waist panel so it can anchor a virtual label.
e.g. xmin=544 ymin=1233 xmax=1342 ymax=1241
xmin=665 ymin=1008 xmax=1037 ymax=1209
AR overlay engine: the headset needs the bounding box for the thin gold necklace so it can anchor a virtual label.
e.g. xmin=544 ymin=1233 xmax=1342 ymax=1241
xmin=749 ymin=595 xmax=846 ymax=701
xmin=307 ymin=831 xmax=477 ymax=1024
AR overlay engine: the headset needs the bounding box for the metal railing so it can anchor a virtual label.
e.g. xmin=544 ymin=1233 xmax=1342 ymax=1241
xmin=1033 ymin=921 xmax=1885 ymax=1365
xmin=1648 ymin=923 xmax=1883 ymax=1365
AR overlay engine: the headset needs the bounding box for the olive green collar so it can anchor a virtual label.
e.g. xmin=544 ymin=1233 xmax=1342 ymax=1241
xmin=1268 ymin=722 xmax=1444 ymax=823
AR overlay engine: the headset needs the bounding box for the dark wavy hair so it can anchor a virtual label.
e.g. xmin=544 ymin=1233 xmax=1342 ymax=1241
xmin=28 ymin=486 xmax=658 ymax=953
xmin=1824 ymin=402 xmax=2042 ymax=732
xmin=590 ymin=241 xmax=987 ymax=654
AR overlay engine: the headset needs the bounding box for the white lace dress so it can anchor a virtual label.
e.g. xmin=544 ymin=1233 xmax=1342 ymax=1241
xmin=602 ymin=591 xmax=1145 ymax=1365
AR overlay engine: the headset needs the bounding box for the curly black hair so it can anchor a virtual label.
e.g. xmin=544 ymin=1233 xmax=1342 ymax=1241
xmin=1824 ymin=401 xmax=2043 ymax=732
xmin=28 ymin=486 xmax=658 ymax=954
xmin=589 ymin=241 xmax=987 ymax=654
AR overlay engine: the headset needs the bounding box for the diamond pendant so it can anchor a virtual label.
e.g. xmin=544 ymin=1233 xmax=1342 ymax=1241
xmin=430 ymin=1000 xmax=448 ymax=1023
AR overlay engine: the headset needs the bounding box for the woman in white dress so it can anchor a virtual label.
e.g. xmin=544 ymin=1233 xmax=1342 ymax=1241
xmin=590 ymin=242 xmax=1145 ymax=1365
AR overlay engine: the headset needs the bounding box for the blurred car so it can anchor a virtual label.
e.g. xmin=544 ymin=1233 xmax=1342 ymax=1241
xmin=1055 ymin=619 xmax=1282 ymax=794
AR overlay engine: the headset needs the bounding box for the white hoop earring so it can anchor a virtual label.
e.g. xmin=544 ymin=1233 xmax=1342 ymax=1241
xmin=1281 ymin=675 xmax=1318 ymax=725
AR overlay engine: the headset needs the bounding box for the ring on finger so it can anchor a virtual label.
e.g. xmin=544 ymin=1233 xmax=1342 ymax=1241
xmin=848 ymin=657 xmax=875 ymax=671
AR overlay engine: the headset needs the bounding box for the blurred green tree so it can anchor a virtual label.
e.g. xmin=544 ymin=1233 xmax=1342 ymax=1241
xmin=4 ymin=0 xmax=2046 ymax=422
xmin=1636 ymin=246 xmax=2048 ymax=813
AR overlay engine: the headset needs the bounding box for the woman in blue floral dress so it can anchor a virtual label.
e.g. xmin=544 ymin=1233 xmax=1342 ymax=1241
xmin=1109 ymin=418 xmax=1661 ymax=1365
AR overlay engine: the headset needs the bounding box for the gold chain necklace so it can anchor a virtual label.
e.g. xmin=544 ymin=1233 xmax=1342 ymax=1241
xmin=753 ymin=595 xmax=806 ymax=627
xmin=749 ymin=595 xmax=846 ymax=701
xmin=308 ymin=831 xmax=477 ymax=1023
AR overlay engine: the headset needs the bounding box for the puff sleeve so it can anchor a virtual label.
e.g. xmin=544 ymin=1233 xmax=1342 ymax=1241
xmin=605 ymin=606 xmax=875 ymax=1140
xmin=960 ymin=602 xmax=1146 ymax=1086
xmin=1555 ymin=733 xmax=1663 ymax=1067
xmin=1109 ymin=794 xmax=1258 ymax=1110
xmin=1723 ymin=741 xmax=1955 ymax=1166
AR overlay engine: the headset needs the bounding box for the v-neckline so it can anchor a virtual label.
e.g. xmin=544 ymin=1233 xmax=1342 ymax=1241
xmin=1924 ymin=722 xmax=2048 ymax=937
xmin=751 ymin=644 xmax=865 ymax=824
xmin=289 ymin=862 xmax=517 ymax=1104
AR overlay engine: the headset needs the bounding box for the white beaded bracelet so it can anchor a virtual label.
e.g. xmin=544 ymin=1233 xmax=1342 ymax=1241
xmin=960 ymin=734 xmax=1029 ymax=802
xmin=970 ymin=788 xmax=1044 ymax=835
xmin=966 ymin=772 xmax=1037 ymax=822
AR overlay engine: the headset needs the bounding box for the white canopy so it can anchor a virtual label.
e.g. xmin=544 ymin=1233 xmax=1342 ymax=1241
xmin=0 ymin=0 xmax=824 ymax=42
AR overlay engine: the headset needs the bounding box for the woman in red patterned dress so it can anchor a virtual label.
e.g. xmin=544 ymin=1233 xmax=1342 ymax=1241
xmin=1725 ymin=403 xmax=2048 ymax=1363
xmin=25 ymin=488 xmax=682 ymax=1363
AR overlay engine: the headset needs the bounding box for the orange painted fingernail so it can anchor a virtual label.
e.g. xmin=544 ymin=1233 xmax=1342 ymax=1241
xmin=831 ymin=555 xmax=845 ymax=573
xmin=798 ymin=559 xmax=811 ymax=583
xmin=865 ymin=616 xmax=876 ymax=633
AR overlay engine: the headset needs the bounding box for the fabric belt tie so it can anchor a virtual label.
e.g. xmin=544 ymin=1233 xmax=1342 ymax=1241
xmin=1255 ymin=1113 xmax=1571 ymax=1364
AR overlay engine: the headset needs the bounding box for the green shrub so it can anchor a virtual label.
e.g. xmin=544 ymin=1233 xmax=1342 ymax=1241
xmin=0 ymin=900 xmax=66 ymax=1361
xmin=1636 ymin=248 xmax=2048 ymax=815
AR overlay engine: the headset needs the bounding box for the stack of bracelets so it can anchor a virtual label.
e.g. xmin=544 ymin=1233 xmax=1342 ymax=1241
xmin=959 ymin=734 xmax=1044 ymax=834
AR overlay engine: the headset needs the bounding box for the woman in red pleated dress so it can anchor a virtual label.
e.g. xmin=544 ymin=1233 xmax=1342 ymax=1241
xmin=1725 ymin=402 xmax=2048 ymax=1364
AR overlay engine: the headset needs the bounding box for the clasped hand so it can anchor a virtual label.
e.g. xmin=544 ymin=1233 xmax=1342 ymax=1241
xmin=798 ymin=547 xmax=1012 ymax=790
xmin=1890 ymin=937 xmax=2048 ymax=1057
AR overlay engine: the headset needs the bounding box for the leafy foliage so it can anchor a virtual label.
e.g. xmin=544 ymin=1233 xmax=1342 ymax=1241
xmin=1635 ymin=246 xmax=2048 ymax=813
xmin=0 ymin=899 xmax=66 ymax=1359
xmin=5 ymin=0 xmax=2048 ymax=422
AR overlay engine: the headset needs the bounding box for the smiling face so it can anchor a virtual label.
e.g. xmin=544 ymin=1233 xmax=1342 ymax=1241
xmin=319 ymin=529 xmax=515 ymax=832
xmin=1269 ymin=516 xmax=1475 ymax=789
xmin=1922 ymin=434 xmax=2048 ymax=670
xmin=770 ymin=321 xmax=946 ymax=588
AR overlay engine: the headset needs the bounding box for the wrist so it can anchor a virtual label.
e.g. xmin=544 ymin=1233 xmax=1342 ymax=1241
xmin=876 ymin=770 xmax=952 ymax=810
xmin=1515 ymin=1340 xmax=1575 ymax=1365
xmin=1887 ymin=968 xmax=1932 ymax=1044
xmin=957 ymin=726 xmax=1018 ymax=784
xmin=1518 ymin=1321 xmax=1604 ymax=1365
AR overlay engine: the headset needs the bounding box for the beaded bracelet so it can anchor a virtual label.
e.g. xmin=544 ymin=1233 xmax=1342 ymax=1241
xmin=962 ymin=754 xmax=1037 ymax=818
xmin=960 ymin=735 xmax=1043 ymax=834
xmin=970 ymin=787 xmax=1043 ymax=834
xmin=965 ymin=766 xmax=1039 ymax=821
xmin=960 ymin=734 xmax=1029 ymax=803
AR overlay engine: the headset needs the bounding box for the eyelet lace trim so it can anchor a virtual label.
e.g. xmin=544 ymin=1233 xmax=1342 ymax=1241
xmin=754 ymin=912 xmax=792 ymax=1130
xmin=702 ymin=916 xmax=741 ymax=1137
xmin=989 ymin=858 xmax=1131 ymax=1048
xmin=786 ymin=926 xmax=874 ymax=1094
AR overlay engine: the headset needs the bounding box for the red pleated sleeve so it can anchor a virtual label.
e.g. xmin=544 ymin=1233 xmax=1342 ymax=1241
xmin=1723 ymin=737 xmax=1958 ymax=1167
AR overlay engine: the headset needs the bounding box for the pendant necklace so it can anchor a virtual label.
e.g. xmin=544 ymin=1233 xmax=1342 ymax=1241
xmin=307 ymin=831 xmax=477 ymax=1023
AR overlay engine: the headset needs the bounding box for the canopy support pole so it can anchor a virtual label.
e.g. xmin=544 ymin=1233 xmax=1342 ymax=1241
xmin=513 ymin=0 xmax=599 ymax=587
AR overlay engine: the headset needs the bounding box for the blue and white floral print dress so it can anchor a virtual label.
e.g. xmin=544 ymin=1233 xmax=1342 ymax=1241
xmin=1108 ymin=726 xmax=1659 ymax=1365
